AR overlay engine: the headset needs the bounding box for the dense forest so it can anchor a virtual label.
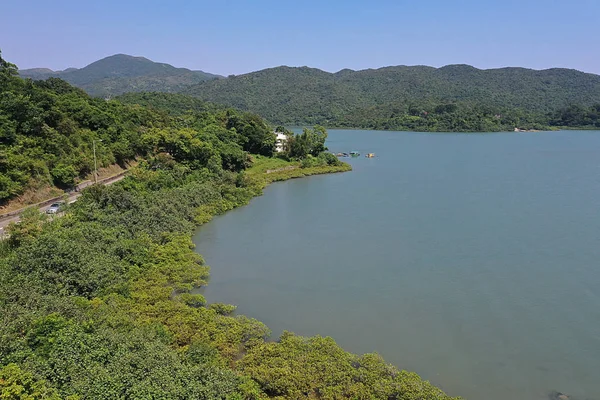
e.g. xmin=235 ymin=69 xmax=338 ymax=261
xmin=0 ymin=59 xmax=270 ymax=205
xmin=19 ymin=54 xmax=221 ymax=97
xmin=117 ymin=92 xmax=224 ymax=116
xmin=21 ymin=55 xmax=600 ymax=132
xmin=120 ymin=92 xmax=600 ymax=133
xmin=182 ymin=65 xmax=600 ymax=131
xmin=1 ymin=53 xmax=457 ymax=399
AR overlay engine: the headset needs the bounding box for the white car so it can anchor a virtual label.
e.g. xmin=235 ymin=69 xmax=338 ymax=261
xmin=46 ymin=202 xmax=63 ymax=214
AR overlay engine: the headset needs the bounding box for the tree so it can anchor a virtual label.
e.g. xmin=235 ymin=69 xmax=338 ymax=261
xmin=0 ymin=50 xmax=18 ymax=78
xmin=226 ymin=111 xmax=275 ymax=156
xmin=306 ymin=125 xmax=328 ymax=156
xmin=6 ymin=207 xmax=48 ymax=248
xmin=0 ymin=364 xmax=61 ymax=400
xmin=288 ymin=125 xmax=328 ymax=159
xmin=51 ymin=164 xmax=77 ymax=187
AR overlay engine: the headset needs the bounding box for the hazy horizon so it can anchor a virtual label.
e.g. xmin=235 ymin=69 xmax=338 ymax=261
xmin=14 ymin=53 xmax=600 ymax=78
xmin=3 ymin=0 xmax=599 ymax=76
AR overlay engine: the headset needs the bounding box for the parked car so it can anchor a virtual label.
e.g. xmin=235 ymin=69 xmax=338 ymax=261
xmin=46 ymin=202 xmax=64 ymax=214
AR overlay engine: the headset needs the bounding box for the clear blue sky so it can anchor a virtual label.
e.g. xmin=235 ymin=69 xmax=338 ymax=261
xmin=2 ymin=0 xmax=599 ymax=75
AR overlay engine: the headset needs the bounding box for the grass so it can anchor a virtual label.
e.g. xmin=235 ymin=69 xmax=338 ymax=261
xmin=247 ymin=155 xmax=352 ymax=187
xmin=246 ymin=156 xmax=295 ymax=175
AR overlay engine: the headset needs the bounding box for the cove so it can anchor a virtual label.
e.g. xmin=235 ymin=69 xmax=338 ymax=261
xmin=193 ymin=129 xmax=600 ymax=400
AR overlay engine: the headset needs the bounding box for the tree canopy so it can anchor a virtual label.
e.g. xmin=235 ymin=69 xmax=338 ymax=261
xmin=18 ymin=54 xmax=222 ymax=97
xmin=0 ymin=58 xmax=276 ymax=204
xmin=181 ymin=64 xmax=600 ymax=131
xmin=0 ymin=54 xmax=456 ymax=399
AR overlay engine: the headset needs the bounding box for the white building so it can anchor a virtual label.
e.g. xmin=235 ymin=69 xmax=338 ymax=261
xmin=275 ymin=132 xmax=288 ymax=152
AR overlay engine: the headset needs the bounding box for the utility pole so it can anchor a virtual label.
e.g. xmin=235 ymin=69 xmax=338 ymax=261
xmin=93 ymin=139 xmax=102 ymax=184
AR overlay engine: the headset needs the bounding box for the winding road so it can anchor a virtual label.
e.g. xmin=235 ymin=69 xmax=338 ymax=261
xmin=0 ymin=172 xmax=128 ymax=237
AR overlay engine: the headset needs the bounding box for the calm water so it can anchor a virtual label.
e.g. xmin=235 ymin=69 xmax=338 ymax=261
xmin=193 ymin=130 xmax=600 ymax=400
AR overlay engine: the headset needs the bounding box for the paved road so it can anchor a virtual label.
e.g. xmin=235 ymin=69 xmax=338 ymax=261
xmin=0 ymin=174 xmax=127 ymax=236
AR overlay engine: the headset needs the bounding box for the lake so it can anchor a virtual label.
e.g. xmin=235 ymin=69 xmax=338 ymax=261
xmin=192 ymin=129 xmax=600 ymax=400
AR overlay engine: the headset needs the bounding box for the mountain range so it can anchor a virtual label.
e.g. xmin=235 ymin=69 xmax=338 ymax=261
xmin=19 ymin=54 xmax=221 ymax=97
xmin=19 ymin=54 xmax=600 ymax=128
xmin=182 ymin=65 xmax=600 ymax=125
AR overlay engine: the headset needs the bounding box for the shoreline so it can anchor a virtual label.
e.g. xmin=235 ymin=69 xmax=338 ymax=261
xmin=3 ymin=157 xmax=458 ymax=399
xmin=290 ymin=125 xmax=599 ymax=133
xmin=189 ymin=159 xmax=460 ymax=399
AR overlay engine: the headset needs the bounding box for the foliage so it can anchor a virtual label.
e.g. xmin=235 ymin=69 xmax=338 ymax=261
xmin=0 ymin=57 xmax=271 ymax=204
xmin=116 ymin=92 xmax=223 ymax=116
xmin=50 ymin=164 xmax=77 ymax=187
xmin=182 ymin=64 xmax=600 ymax=131
xmin=0 ymin=363 xmax=61 ymax=400
xmin=209 ymin=303 xmax=237 ymax=315
xmin=550 ymin=104 xmax=600 ymax=128
xmin=16 ymin=53 xmax=600 ymax=132
xmin=287 ymin=125 xmax=328 ymax=159
xmin=1 ymin=53 xmax=454 ymax=399
xmin=5 ymin=207 xmax=48 ymax=248
xmin=318 ymin=151 xmax=342 ymax=166
xmin=239 ymin=331 xmax=454 ymax=400
xmin=246 ymin=156 xmax=351 ymax=185
xmin=18 ymin=53 xmax=600 ymax=132
xmin=225 ymin=110 xmax=276 ymax=156
xmin=0 ymin=58 xmax=163 ymax=203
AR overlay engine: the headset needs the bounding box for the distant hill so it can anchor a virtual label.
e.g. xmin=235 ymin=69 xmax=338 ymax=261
xmin=183 ymin=64 xmax=600 ymax=126
xmin=19 ymin=55 xmax=600 ymax=130
xmin=19 ymin=54 xmax=222 ymax=97
xmin=116 ymin=92 xmax=228 ymax=115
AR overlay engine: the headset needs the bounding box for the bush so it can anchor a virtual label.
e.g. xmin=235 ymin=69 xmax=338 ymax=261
xmin=0 ymin=364 xmax=61 ymax=400
xmin=300 ymin=155 xmax=324 ymax=168
xmin=0 ymin=173 xmax=19 ymax=202
xmin=209 ymin=303 xmax=237 ymax=315
xmin=318 ymin=152 xmax=341 ymax=166
xmin=51 ymin=163 xmax=77 ymax=187
xmin=178 ymin=293 xmax=207 ymax=308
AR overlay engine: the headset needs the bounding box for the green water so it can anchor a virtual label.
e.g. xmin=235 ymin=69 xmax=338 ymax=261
xmin=193 ymin=130 xmax=600 ymax=400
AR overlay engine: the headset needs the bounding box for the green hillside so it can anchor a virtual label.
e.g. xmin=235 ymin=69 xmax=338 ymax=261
xmin=116 ymin=91 xmax=224 ymax=115
xmin=2 ymin=51 xmax=459 ymax=399
xmin=19 ymin=54 xmax=221 ymax=97
xmin=183 ymin=64 xmax=600 ymax=130
xmin=0 ymin=58 xmax=264 ymax=205
xmin=20 ymin=55 xmax=600 ymax=131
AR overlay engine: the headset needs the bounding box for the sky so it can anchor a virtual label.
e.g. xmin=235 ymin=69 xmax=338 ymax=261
xmin=1 ymin=0 xmax=599 ymax=75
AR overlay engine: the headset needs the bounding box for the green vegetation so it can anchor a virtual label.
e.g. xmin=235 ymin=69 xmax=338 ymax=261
xmin=0 ymin=53 xmax=276 ymax=205
xmin=1 ymin=53 xmax=456 ymax=399
xmin=21 ymin=55 xmax=600 ymax=132
xmin=182 ymin=64 xmax=600 ymax=131
xmin=550 ymin=104 xmax=600 ymax=128
xmin=117 ymin=92 xmax=223 ymax=115
xmin=19 ymin=54 xmax=221 ymax=97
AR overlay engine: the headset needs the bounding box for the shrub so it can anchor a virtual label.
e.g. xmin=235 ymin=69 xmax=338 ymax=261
xmin=51 ymin=163 xmax=77 ymax=187
xmin=318 ymin=151 xmax=341 ymax=166
xmin=209 ymin=303 xmax=237 ymax=315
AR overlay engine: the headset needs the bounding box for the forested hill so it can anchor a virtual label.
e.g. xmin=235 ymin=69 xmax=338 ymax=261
xmin=183 ymin=64 xmax=600 ymax=128
xmin=19 ymin=54 xmax=221 ymax=97
xmin=18 ymin=55 xmax=600 ymax=131
xmin=0 ymin=56 xmax=265 ymax=205
xmin=1 ymin=52 xmax=459 ymax=399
